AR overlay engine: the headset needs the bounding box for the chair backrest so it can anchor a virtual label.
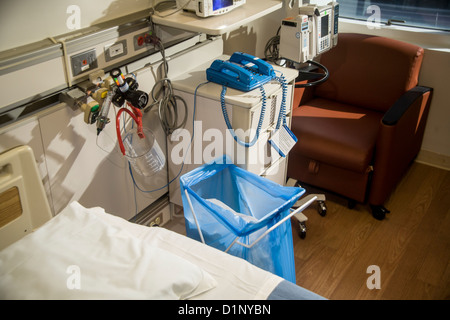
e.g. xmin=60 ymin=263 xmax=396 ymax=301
xmin=315 ymin=33 xmax=424 ymax=113
xmin=0 ymin=145 xmax=53 ymax=250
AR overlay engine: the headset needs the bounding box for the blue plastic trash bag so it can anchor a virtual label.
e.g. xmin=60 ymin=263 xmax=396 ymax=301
xmin=180 ymin=155 xmax=305 ymax=283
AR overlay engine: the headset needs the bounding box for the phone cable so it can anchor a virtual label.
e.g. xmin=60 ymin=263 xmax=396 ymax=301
xmin=220 ymin=85 xmax=267 ymax=148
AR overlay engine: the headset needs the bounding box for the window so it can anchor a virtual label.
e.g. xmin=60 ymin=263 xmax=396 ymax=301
xmin=338 ymin=0 xmax=450 ymax=31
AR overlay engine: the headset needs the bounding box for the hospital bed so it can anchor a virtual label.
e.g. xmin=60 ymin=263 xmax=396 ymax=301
xmin=0 ymin=145 xmax=324 ymax=300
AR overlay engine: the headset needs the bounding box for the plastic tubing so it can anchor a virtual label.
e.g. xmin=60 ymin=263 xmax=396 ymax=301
xmin=116 ymin=107 xmax=141 ymax=155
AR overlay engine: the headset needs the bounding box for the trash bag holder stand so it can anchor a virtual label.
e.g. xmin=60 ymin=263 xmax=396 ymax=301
xmin=183 ymin=189 xmax=317 ymax=252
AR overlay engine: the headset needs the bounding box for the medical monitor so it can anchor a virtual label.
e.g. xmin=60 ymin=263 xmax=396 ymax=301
xmin=298 ymin=4 xmax=333 ymax=57
xmin=177 ymin=0 xmax=246 ymax=18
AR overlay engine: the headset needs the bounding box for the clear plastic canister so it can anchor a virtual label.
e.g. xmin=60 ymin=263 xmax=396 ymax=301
xmin=122 ymin=127 xmax=165 ymax=176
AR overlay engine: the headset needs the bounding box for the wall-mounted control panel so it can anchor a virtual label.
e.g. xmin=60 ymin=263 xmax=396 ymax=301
xmin=0 ymin=10 xmax=200 ymax=120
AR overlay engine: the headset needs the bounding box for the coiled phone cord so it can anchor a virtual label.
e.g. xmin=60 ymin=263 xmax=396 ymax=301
xmin=220 ymin=70 xmax=289 ymax=148
xmin=274 ymin=71 xmax=288 ymax=129
xmin=220 ymin=85 xmax=267 ymax=148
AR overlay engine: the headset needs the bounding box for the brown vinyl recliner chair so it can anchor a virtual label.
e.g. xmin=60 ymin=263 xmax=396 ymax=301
xmin=287 ymin=33 xmax=433 ymax=220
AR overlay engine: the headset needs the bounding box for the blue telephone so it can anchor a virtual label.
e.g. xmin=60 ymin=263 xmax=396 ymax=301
xmin=206 ymin=52 xmax=289 ymax=148
xmin=206 ymin=52 xmax=276 ymax=91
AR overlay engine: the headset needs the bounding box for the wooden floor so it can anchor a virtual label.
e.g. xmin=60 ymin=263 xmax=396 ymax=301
xmin=292 ymin=162 xmax=450 ymax=300
xmin=165 ymin=162 xmax=450 ymax=300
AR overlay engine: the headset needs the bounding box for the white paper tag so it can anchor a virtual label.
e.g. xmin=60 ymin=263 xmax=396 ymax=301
xmin=269 ymin=125 xmax=298 ymax=157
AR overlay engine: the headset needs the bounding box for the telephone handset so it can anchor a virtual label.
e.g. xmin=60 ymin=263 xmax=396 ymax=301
xmin=229 ymin=52 xmax=276 ymax=80
xmin=206 ymin=52 xmax=275 ymax=92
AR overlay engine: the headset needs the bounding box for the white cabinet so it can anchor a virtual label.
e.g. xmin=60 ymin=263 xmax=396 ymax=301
xmin=167 ymin=57 xmax=298 ymax=206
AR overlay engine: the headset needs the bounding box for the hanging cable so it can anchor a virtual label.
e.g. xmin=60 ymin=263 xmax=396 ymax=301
xmin=147 ymin=77 xmax=188 ymax=135
xmin=128 ymin=81 xmax=209 ymax=194
xmin=143 ymin=22 xmax=188 ymax=135
xmin=294 ymin=60 xmax=329 ymax=88
xmin=220 ymin=85 xmax=267 ymax=148
xmin=264 ymin=27 xmax=282 ymax=65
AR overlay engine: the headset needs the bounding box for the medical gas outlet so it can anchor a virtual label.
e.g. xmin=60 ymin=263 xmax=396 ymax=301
xmin=79 ymin=87 xmax=109 ymax=125
xmin=71 ymin=49 xmax=98 ymax=77
xmin=133 ymin=31 xmax=160 ymax=51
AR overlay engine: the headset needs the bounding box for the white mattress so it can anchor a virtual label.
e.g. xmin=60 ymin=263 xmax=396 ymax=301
xmin=0 ymin=201 xmax=283 ymax=300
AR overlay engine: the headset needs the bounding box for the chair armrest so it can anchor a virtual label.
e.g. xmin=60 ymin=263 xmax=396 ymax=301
xmin=382 ymin=86 xmax=433 ymax=125
xmin=369 ymin=86 xmax=433 ymax=206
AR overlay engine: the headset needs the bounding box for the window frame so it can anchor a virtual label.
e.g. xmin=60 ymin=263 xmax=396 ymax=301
xmin=336 ymin=0 xmax=450 ymax=33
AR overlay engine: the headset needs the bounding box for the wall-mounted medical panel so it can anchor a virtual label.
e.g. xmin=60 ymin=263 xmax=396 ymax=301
xmin=61 ymin=16 xmax=199 ymax=85
xmin=0 ymin=9 xmax=199 ymax=123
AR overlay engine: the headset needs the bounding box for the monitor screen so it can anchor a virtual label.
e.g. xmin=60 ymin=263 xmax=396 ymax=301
xmin=321 ymin=14 xmax=329 ymax=37
xmin=213 ymin=0 xmax=233 ymax=11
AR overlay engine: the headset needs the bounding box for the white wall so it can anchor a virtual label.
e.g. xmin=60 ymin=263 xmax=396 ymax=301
xmin=0 ymin=0 xmax=153 ymax=51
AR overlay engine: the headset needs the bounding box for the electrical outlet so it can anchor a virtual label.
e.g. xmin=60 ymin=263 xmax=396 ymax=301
xmin=104 ymin=39 xmax=128 ymax=62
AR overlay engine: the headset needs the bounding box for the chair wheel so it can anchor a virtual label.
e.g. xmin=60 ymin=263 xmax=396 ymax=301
xmin=371 ymin=205 xmax=390 ymax=220
xmin=318 ymin=201 xmax=327 ymax=217
xmin=299 ymin=221 xmax=307 ymax=239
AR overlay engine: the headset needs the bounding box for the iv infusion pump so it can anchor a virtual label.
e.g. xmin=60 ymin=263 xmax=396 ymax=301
xmin=176 ymin=0 xmax=246 ymax=18
xmin=280 ymin=2 xmax=339 ymax=63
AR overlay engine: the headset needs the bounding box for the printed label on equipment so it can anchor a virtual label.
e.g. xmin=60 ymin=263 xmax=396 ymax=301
xmin=268 ymin=125 xmax=298 ymax=157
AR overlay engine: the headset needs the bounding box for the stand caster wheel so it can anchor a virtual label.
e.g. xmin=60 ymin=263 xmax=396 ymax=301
xmin=318 ymin=201 xmax=327 ymax=217
xmin=348 ymin=199 xmax=356 ymax=209
xmin=371 ymin=205 xmax=390 ymax=220
xmin=299 ymin=221 xmax=307 ymax=239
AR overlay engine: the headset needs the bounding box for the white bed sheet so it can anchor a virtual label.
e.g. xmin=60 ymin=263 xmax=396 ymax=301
xmin=0 ymin=202 xmax=283 ymax=300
